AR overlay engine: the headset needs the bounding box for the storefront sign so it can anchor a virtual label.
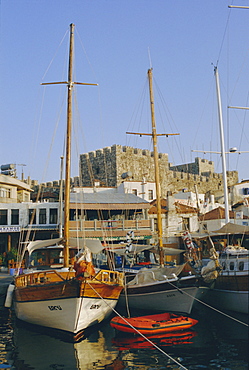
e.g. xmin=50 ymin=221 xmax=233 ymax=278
xmin=0 ymin=226 xmax=20 ymax=232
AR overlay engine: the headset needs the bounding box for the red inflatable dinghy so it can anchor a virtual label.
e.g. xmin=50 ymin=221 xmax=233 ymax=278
xmin=110 ymin=312 xmax=198 ymax=335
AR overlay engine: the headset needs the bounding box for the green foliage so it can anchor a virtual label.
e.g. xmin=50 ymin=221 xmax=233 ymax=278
xmin=0 ymin=248 xmax=18 ymax=266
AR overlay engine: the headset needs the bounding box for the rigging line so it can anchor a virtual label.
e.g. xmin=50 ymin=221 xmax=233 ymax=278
xmin=234 ymin=92 xmax=249 ymax=172
xmin=123 ymin=277 xmax=131 ymax=318
xmin=126 ymin=78 xmax=148 ymax=134
xmin=152 ymin=78 xmax=183 ymax=164
xmin=75 ymin=27 xmax=99 ymax=83
xmin=74 ymin=284 xmax=86 ymax=332
xmin=153 ymin=78 xmax=178 ymax=135
xmin=191 ymin=74 xmax=215 ymax=156
xmin=29 ymin=86 xmax=46 ymax=178
xmin=41 ymin=28 xmax=69 ymax=82
xmin=166 ymin=280 xmax=248 ymax=327
xmin=41 ymin=88 xmax=67 ymax=183
xmin=86 ymin=281 xmax=188 ymax=370
xmin=216 ymin=5 xmax=232 ymax=66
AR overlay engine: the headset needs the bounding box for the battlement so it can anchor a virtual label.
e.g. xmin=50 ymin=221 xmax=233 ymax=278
xmin=170 ymin=157 xmax=214 ymax=176
xmin=79 ymin=145 xmax=238 ymax=195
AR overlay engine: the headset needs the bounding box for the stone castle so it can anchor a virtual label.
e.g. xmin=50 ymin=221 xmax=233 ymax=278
xmin=79 ymin=144 xmax=238 ymax=197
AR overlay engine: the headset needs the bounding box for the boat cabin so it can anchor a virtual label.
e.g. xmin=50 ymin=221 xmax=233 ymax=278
xmin=26 ymin=246 xmax=78 ymax=270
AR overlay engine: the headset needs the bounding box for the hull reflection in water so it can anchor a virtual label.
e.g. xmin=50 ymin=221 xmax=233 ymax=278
xmin=13 ymin=322 xmax=121 ymax=370
xmin=112 ymin=330 xmax=197 ymax=350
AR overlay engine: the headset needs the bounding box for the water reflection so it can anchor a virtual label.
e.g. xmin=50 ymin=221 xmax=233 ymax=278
xmin=112 ymin=330 xmax=197 ymax=350
xmin=0 ymin=306 xmax=248 ymax=370
xmin=13 ymin=322 xmax=121 ymax=370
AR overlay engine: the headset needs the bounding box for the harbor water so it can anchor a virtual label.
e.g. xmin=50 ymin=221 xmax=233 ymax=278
xmin=0 ymin=303 xmax=248 ymax=370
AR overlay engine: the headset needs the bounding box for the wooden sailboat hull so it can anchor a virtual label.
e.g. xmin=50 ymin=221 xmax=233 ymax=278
xmin=119 ymin=276 xmax=207 ymax=314
xmin=14 ymin=270 xmax=123 ymax=338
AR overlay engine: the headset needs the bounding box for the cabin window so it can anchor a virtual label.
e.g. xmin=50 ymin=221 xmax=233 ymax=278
xmin=148 ymin=190 xmax=153 ymax=200
xmin=30 ymin=251 xmax=47 ymax=266
xmin=11 ymin=209 xmax=19 ymax=225
xmin=49 ymin=250 xmax=63 ymax=264
xmin=229 ymin=261 xmax=235 ymax=271
xmin=39 ymin=209 xmax=46 ymax=224
xmin=49 ymin=208 xmax=58 ymax=224
xmin=0 ymin=210 xmax=7 ymax=225
xmin=29 ymin=209 xmax=36 ymax=224
xmin=239 ymin=261 xmax=244 ymax=271
xmin=132 ymin=189 xmax=137 ymax=196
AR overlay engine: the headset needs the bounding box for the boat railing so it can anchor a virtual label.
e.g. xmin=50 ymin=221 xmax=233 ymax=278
xmin=15 ymin=270 xmax=76 ymax=287
xmin=93 ymin=269 xmax=124 ymax=286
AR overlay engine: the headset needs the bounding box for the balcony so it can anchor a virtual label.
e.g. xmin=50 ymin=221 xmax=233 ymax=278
xmin=69 ymin=219 xmax=153 ymax=241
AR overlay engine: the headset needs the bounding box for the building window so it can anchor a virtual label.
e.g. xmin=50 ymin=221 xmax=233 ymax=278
xmin=183 ymin=218 xmax=190 ymax=230
xmin=39 ymin=209 xmax=46 ymax=224
xmin=49 ymin=208 xmax=58 ymax=224
xmin=29 ymin=209 xmax=36 ymax=224
xmin=132 ymin=189 xmax=138 ymax=196
xmin=11 ymin=209 xmax=19 ymax=225
xmin=148 ymin=190 xmax=153 ymax=200
xmin=154 ymin=218 xmax=158 ymax=232
xmin=0 ymin=210 xmax=7 ymax=225
xmin=0 ymin=187 xmax=11 ymax=198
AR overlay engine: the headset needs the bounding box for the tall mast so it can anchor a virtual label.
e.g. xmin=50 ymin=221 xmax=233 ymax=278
xmin=41 ymin=23 xmax=98 ymax=267
xmin=127 ymin=69 xmax=179 ymax=266
xmin=63 ymin=23 xmax=74 ymax=267
xmin=214 ymin=66 xmax=229 ymax=224
xmin=147 ymin=68 xmax=164 ymax=265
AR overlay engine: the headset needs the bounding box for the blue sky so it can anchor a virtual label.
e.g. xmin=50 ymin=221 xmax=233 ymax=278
xmin=0 ymin=0 xmax=249 ymax=185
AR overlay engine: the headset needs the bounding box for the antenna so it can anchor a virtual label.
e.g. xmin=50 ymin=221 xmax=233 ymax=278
xmin=16 ymin=164 xmax=27 ymax=180
xmin=148 ymin=47 xmax=152 ymax=69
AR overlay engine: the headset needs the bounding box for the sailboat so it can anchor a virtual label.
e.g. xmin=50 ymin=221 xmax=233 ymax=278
xmin=118 ymin=68 xmax=214 ymax=315
xmin=196 ymin=67 xmax=249 ymax=314
xmin=9 ymin=24 xmax=124 ymax=341
xmin=203 ymin=228 xmax=249 ymax=314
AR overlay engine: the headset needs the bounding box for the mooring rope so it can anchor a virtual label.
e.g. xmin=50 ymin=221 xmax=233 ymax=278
xmin=166 ymin=280 xmax=248 ymax=327
xmin=86 ymin=280 xmax=189 ymax=370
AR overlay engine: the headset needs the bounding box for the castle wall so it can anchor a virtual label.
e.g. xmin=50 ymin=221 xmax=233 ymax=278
xmin=79 ymin=145 xmax=238 ymax=197
xmin=80 ymin=146 xmax=117 ymax=187
xmin=169 ymin=157 xmax=214 ymax=176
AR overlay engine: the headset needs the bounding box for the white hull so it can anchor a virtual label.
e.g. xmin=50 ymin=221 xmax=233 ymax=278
xmin=13 ymin=269 xmax=123 ymax=338
xmin=119 ymin=285 xmax=204 ymax=314
xmin=14 ymin=296 xmax=117 ymax=334
xmin=204 ymin=288 xmax=248 ymax=314
xmin=204 ymin=247 xmax=249 ymax=314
